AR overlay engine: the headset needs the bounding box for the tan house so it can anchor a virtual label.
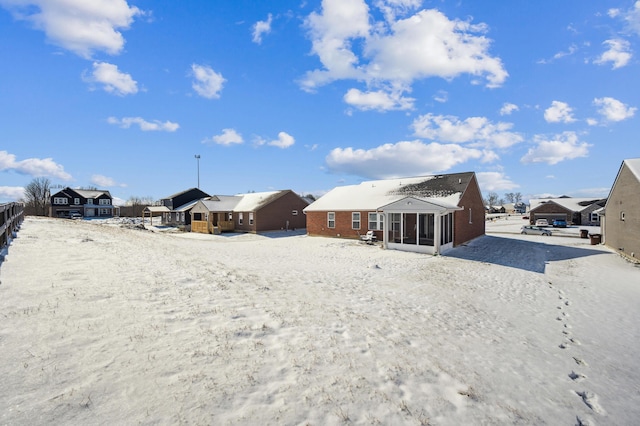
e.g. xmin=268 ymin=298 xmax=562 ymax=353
xmin=190 ymin=190 xmax=308 ymax=234
xmin=602 ymin=158 xmax=640 ymax=262
xmin=303 ymin=172 xmax=485 ymax=255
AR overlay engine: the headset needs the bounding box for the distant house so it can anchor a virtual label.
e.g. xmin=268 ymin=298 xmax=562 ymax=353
xmin=50 ymin=187 xmax=118 ymax=219
xmin=190 ymin=190 xmax=308 ymax=234
xmin=529 ymin=197 xmax=606 ymax=226
xmin=159 ymin=188 xmax=210 ymax=227
xmin=602 ymin=158 xmax=640 ymax=262
xmin=303 ymin=172 xmax=485 ymax=255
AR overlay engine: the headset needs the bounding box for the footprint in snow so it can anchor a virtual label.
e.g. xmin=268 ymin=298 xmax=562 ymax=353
xmin=569 ymin=371 xmax=587 ymax=381
xmin=576 ymin=415 xmax=595 ymax=426
xmin=573 ymin=357 xmax=588 ymax=366
xmin=576 ymin=391 xmax=605 ymax=414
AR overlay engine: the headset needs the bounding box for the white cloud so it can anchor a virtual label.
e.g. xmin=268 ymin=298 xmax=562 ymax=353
xmin=204 ymin=128 xmax=244 ymax=146
xmin=91 ymin=174 xmax=125 ymax=188
xmin=84 ymin=62 xmax=138 ymax=96
xmin=544 ymin=101 xmax=576 ymax=123
xmin=301 ymin=2 xmax=507 ymax=111
xmin=373 ymin=0 xmax=421 ymax=22
xmin=191 ymin=64 xmax=225 ymax=99
xmin=0 ymin=186 xmax=26 ymax=202
xmin=433 ymin=90 xmax=448 ymax=103
xmin=500 ymin=103 xmax=519 ymax=116
xmin=252 ymin=13 xmax=273 ymax=44
xmin=0 ymin=150 xmax=72 ymax=180
xmin=411 ymin=113 xmax=523 ymax=149
xmin=343 ymin=88 xmax=414 ymax=111
xmin=0 ymin=0 xmax=143 ymax=58
xmin=617 ymin=1 xmax=640 ymax=35
xmin=476 ymin=171 xmax=519 ymax=192
xmin=325 ymin=140 xmax=483 ymax=179
xmin=521 ymin=131 xmax=590 ymax=165
xmin=107 ymin=116 xmax=179 ymax=132
xmin=594 ymin=39 xmax=632 ymax=69
xmin=268 ymin=132 xmax=295 ymax=149
xmin=593 ymin=97 xmax=636 ymax=122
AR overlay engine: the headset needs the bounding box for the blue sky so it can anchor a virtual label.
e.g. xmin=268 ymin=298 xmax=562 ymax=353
xmin=1 ymin=0 xmax=639 ymax=205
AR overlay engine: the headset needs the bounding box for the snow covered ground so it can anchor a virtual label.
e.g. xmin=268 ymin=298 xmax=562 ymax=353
xmin=1 ymin=216 xmax=638 ymax=425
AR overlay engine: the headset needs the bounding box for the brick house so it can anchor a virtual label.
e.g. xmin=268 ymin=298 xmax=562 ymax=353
xmin=304 ymin=172 xmax=485 ymax=255
xmin=190 ymin=190 xmax=308 ymax=234
xmin=529 ymin=197 xmax=606 ymax=226
xmin=50 ymin=187 xmax=117 ymax=219
xmin=602 ymin=158 xmax=640 ymax=262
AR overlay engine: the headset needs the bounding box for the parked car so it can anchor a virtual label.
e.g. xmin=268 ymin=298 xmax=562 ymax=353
xmin=535 ymin=218 xmax=549 ymax=227
xmin=552 ymin=219 xmax=567 ymax=228
xmin=70 ymin=211 xmax=82 ymax=220
xmin=521 ymin=225 xmax=552 ymax=236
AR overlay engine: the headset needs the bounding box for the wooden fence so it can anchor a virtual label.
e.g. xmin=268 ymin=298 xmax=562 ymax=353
xmin=1 ymin=202 xmax=24 ymax=254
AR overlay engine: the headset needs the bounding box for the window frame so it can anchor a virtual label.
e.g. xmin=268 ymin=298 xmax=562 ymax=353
xmin=327 ymin=212 xmax=335 ymax=229
xmin=352 ymin=212 xmax=361 ymax=230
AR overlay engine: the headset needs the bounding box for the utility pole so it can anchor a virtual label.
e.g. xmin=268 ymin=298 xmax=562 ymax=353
xmin=195 ymin=154 xmax=201 ymax=188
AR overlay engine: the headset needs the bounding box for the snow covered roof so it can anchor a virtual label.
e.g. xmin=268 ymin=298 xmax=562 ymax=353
xmin=234 ymin=191 xmax=283 ymax=211
xmin=304 ymin=173 xmax=473 ymax=212
xmin=198 ymin=196 xmax=242 ymax=212
xmin=144 ymin=206 xmax=170 ymax=213
xmin=529 ymin=197 xmax=605 ymax=212
xmin=173 ymin=198 xmax=205 ymax=212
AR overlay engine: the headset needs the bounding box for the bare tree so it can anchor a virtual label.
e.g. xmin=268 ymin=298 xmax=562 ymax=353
xmin=122 ymin=196 xmax=155 ymax=217
xmin=514 ymin=192 xmax=523 ymax=203
xmin=504 ymin=193 xmax=515 ymax=203
xmin=486 ymin=192 xmax=500 ymax=209
xmin=23 ymin=177 xmax=51 ymax=216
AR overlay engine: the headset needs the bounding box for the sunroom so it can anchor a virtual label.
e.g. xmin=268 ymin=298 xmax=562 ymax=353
xmin=379 ymin=197 xmax=462 ymax=255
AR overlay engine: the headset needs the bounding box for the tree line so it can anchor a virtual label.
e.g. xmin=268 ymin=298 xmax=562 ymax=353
xmin=483 ymin=192 xmax=524 ymax=208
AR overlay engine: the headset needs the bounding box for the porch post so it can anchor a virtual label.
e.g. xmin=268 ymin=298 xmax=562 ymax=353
xmin=415 ymin=213 xmax=420 ymax=247
xmin=381 ymin=212 xmax=388 ymax=249
xmin=434 ymin=213 xmax=441 ymax=255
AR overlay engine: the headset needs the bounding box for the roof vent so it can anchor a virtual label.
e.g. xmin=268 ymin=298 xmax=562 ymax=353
xmin=458 ymin=178 xmax=462 ymax=184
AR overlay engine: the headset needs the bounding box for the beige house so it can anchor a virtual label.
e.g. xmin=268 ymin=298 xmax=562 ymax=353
xmin=602 ymin=158 xmax=640 ymax=262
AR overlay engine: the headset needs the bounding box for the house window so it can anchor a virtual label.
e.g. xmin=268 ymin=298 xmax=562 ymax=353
xmin=590 ymin=212 xmax=599 ymax=223
xmin=621 ymin=211 xmax=625 ymax=221
xmin=181 ymin=212 xmax=185 ymax=222
xmin=368 ymin=212 xmax=383 ymax=230
xmin=228 ymin=212 xmax=233 ymax=221
xmin=469 ymin=208 xmax=472 ymax=224
xmin=87 ymin=198 xmax=94 ymax=205
xmin=99 ymin=199 xmax=110 ymax=205
xmin=99 ymin=208 xmax=109 ymax=215
xmin=249 ymin=212 xmax=254 ymax=225
xmin=292 ymin=210 xmax=298 ymax=216
xmin=74 ymin=198 xmax=80 ymax=205
xmin=239 ymin=212 xmax=243 ymax=225
xmin=352 ymin=212 xmax=361 ymax=229
xmin=327 ymin=212 xmax=335 ymax=228
xmin=54 ymin=197 xmax=68 ymax=205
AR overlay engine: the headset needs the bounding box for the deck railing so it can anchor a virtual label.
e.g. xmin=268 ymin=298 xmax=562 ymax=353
xmin=1 ymin=202 xmax=25 ymax=255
